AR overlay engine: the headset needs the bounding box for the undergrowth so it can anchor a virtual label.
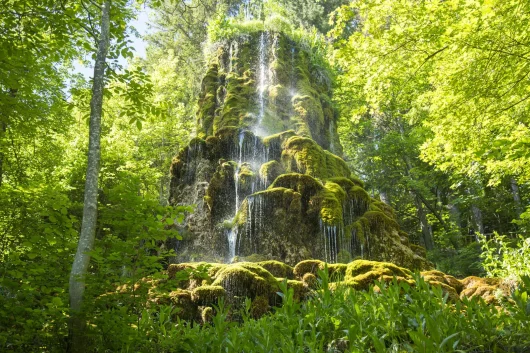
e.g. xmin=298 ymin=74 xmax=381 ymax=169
xmin=91 ymin=269 xmax=530 ymax=353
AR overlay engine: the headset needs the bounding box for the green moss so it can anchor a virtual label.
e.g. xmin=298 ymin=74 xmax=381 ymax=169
xmin=293 ymin=259 xmax=325 ymax=278
xmin=270 ymin=173 xmax=323 ymax=201
xmin=302 ymin=273 xmax=318 ymax=289
xmin=363 ymin=211 xmax=400 ymax=235
xmin=349 ymin=175 xmax=364 ymax=188
xmin=426 ymin=280 xmax=460 ymax=302
xmin=422 ymin=271 xmax=464 ymax=294
xmin=263 ymin=130 xmax=297 ymax=147
xmin=197 ymin=64 xmax=220 ymax=136
xmin=233 ymin=254 xmax=270 ymax=263
xmin=344 ymin=260 xmax=412 ymax=289
xmin=201 ymin=306 xmax=214 ymax=324
xmin=212 ymin=262 xmax=278 ymax=299
xmin=281 ymin=136 xmax=350 ymax=179
xmin=258 ymin=260 xmax=294 ymax=279
xmin=205 ymin=161 xmax=236 ymax=220
xmin=215 ymin=70 xmax=256 ymax=132
xmin=237 ymin=187 xmax=302 ymax=227
xmin=325 ymin=177 xmax=356 ymax=191
xmin=313 ymin=182 xmax=346 ymax=225
xmin=238 ymin=163 xmax=256 ymax=194
xmin=259 ymin=161 xmax=285 ymax=186
xmin=328 ymin=263 xmax=348 ymax=281
xmin=286 ymin=280 xmax=306 ymax=301
xmin=250 ymin=295 xmax=270 ymax=318
xmin=207 ymin=263 xmax=227 ymax=278
xmin=370 ymin=200 xmax=395 ymax=218
xmin=191 ymin=285 xmax=226 ymax=305
xmin=168 ymin=289 xmax=197 ymax=321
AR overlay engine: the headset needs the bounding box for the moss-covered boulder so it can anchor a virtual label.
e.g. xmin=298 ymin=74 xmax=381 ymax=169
xmin=191 ymin=285 xmax=226 ymax=306
xmin=343 ymin=260 xmax=413 ymax=290
xmin=459 ymin=276 xmax=511 ymax=304
xmin=211 ymin=262 xmax=279 ymax=302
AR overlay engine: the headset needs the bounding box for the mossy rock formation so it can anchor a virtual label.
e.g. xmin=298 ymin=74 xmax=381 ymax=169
xmin=127 ymin=260 xmax=513 ymax=322
xmin=169 ymin=31 xmax=429 ymax=269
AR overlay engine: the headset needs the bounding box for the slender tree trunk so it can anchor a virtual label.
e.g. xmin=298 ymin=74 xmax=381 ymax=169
xmin=68 ymin=1 xmax=111 ymax=349
xmin=414 ymin=195 xmax=434 ymax=250
xmin=510 ymin=178 xmax=523 ymax=218
xmin=448 ymin=203 xmax=461 ymax=228
xmin=0 ymin=121 xmax=6 ymax=187
xmin=471 ymin=204 xmax=485 ymax=236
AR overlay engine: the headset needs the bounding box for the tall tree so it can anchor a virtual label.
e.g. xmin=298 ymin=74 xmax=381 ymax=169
xmin=68 ymin=0 xmax=111 ymax=347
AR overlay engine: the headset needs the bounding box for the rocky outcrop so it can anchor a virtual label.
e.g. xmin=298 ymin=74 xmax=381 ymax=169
xmin=168 ymin=31 xmax=429 ymax=269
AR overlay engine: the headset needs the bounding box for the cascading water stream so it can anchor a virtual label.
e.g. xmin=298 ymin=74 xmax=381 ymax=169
xmin=227 ymin=131 xmax=246 ymax=261
xmin=255 ymin=31 xmax=268 ymax=136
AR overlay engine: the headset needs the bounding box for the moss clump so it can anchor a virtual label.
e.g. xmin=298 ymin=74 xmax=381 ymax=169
xmin=348 ymin=186 xmax=371 ymax=215
xmin=238 ymin=162 xmax=256 ymax=194
xmin=233 ymin=254 xmax=270 ymax=263
xmin=212 ymin=262 xmax=278 ymax=299
xmin=167 ymin=263 xmax=196 ymax=279
xmin=421 ymin=270 xmax=463 ymax=294
xmin=168 ymin=289 xmax=197 ymax=321
xmin=215 ymin=70 xmax=256 ymax=132
xmin=363 ymin=211 xmax=400 ymax=234
xmin=259 ymin=161 xmax=284 ymax=187
xmin=201 ymin=306 xmax=214 ymax=324
xmin=293 ymin=259 xmax=325 ymax=278
xmin=286 ymin=280 xmax=306 ymax=300
xmin=205 ymin=161 xmax=236 ymax=221
xmin=345 ymin=260 xmax=412 ymax=279
xmin=196 ymin=64 xmax=219 ymax=137
xmin=191 ymin=285 xmax=226 ymax=305
xmin=369 ymin=199 xmax=395 ymax=219
xmin=270 ymin=173 xmax=323 ymax=206
xmin=328 ymin=263 xmax=348 ymax=281
xmin=410 ymin=243 xmax=427 ymax=258
xmin=258 ymin=260 xmax=294 ymax=279
xmin=426 ymin=280 xmax=460 ymax=302
xmin=314 ymin=182 xmax=347 ymax=225
xmin=281 ymin=136 xmax=350 ymax=179
xmin=207 ymin=263 xmax=227 ymax=278
xmin=250 ymin=295 xmax=270 ymax=318
xmin=459 ymin=276 xmax=508 ymax=304
xmin=262 ymin=130 xmax=297 ymax=160
xmin=302 ymin=273 xmax=318 ymax=289
xmin=344 ymin=260 xmax=413 ymax=290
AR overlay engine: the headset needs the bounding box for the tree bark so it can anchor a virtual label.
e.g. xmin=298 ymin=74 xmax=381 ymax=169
xmin=0 ymin=121 xmax=6 ymax=187
xmin=510 ymin=177 xmax=523 ymax=218
xmin=414 ymin=195 xmax=434 ymax=250
xmin=68 ymin=1 xmax=111 ymax=349
xmin=471 ymin=204 xmax=485 ymax=236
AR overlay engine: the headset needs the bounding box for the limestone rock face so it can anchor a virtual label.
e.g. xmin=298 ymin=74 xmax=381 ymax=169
xmin=169 ymin=31 xmax=430 ymax=269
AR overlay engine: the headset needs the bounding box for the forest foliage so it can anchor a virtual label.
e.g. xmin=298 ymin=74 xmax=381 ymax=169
xmin=0 ymin=0 xmax=529 ymax=351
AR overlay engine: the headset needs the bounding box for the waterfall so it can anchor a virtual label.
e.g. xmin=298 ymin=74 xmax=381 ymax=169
xmin=226 ymin=131 xmax=246 ymax=261
xmin=255 ymin=31 xmax=268 ymax=136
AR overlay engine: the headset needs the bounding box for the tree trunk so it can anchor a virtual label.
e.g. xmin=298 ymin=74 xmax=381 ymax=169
xmin=510 ymin=178 xmax=523 ymax=218
xmin=68 ymin=1 xmax=111 ymax=350
xmin=0 ymin=121 xmax=6 ymax=187
xmin=471 ymin=204 xmax=485 ymax=236
xmin=414 ymin=196 xmax=434 ymax=250
xmin=448 ymin=203 xmax=461 ymax=228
